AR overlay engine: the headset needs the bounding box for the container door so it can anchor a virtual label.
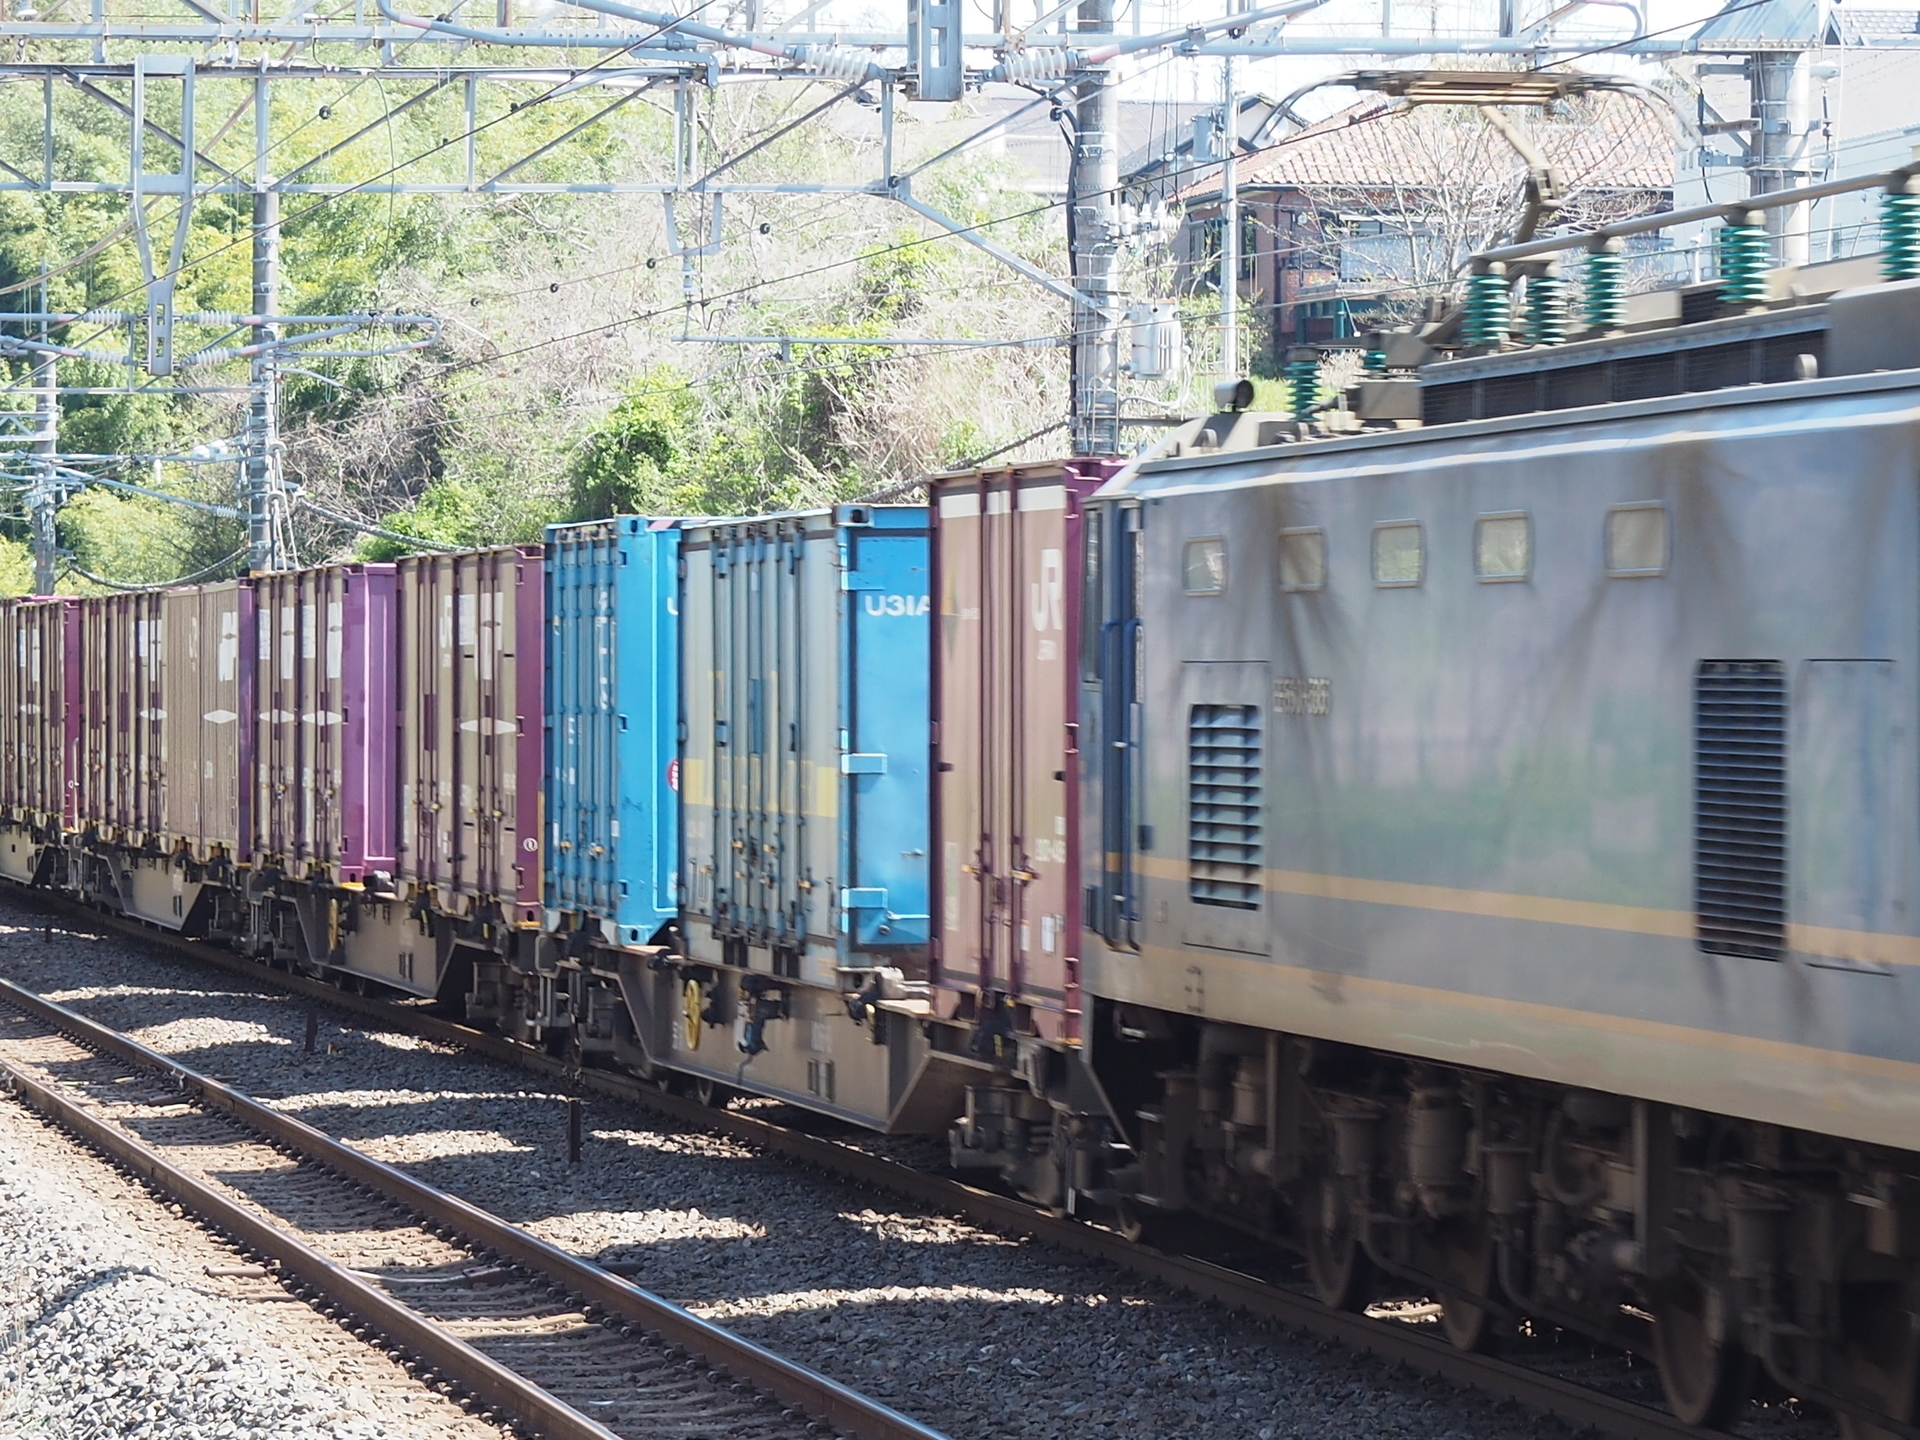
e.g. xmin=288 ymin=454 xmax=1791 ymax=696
xmin=1096 ymin=503 xmax=1144 ymax=949
xmin=1010 ymin=479 xmax=1077 ymax=1030
xmin=794 ymin=521 xmax=835 ymax=958
xmin=681 ymin=533 xmax=720 ymax=926
xmin=843 ymin=515 xmax=930 ymax=955
xmin=934 ymin=486 xmax=987 ymax=1000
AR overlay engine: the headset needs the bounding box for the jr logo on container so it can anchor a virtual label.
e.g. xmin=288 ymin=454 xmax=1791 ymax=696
xmin=1030 ymin=549 xmax=1063 ymax=632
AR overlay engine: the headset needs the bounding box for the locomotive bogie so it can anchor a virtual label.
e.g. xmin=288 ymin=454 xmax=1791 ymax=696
xmin=1099 ymin=1009 xmax=1920 ymax=1429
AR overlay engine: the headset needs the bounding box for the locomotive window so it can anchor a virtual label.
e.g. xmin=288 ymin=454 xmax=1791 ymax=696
xmin=1184 ymin=537 xmax=1227 ymax=595
xmin=1607 ymin=504 xmax=1670 ymax=576
xmin=1474 ymin=513 xmax=1531 ymax=582
xmin=1372 ymin=522 xmax=1423 ymax=586
xmin=1080 ymin=516 xmax=1103 ymax=681
xmin=1279 ymin=528 xmax=1325 ymax=592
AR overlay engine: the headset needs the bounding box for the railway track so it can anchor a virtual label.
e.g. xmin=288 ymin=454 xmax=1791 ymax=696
xmin=3 ymin=898 xmax=1813 ymax=1440
xmin=0 ymin=972 xmax=948 ymax=1440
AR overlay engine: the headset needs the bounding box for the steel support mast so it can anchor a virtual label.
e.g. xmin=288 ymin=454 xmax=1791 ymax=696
xmin=1220 ymin=51 xmax=1240 ymax=381
xmin=1070 ymin=0 xmax=1120 ymax=457
xmin=245 ymin=189 xmax=283 ymax=573
xmin=29 ymin=341 xmax=55 ymax=595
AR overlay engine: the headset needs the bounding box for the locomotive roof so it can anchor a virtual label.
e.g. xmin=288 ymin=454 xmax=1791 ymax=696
xmin=1096 ymin=364 xmax=1920 ymax=502
xmin=1099 ymin=274 xmax=1920 ymax=500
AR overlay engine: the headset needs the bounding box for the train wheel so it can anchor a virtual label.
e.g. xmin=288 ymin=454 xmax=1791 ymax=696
xmin=1302 ymin=1169 xmax=1373 ymax=1311
xmin=1652 ymin=1277 xmax=1751 ymax=1428
xmin=1434 ymin=1217 xmax=1498 ymax=1353
xmin=1114 ymin=1199 xmax=1172 ymax=1246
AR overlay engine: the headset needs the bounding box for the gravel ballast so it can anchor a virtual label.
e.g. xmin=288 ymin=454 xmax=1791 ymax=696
xmin=0 ymin=898 xmax=1589 ymax=1440
xmin=0 ymin=1077 xmax=505 ymax=1440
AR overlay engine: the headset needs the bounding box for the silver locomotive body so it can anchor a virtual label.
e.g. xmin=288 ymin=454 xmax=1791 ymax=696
xmin=1068 ymin=302 xmax=1920 ymax=1429
xmin=1089 ymin=373 xmax=1920 ymax=1149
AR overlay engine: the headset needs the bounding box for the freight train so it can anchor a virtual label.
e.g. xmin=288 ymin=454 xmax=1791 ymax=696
xmin=8 ymin=260 xmax=1920 ymax=1437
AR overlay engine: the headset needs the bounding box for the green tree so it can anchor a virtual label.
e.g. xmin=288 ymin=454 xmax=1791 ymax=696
xmin=565 ymin=371 xmax=698 ymax=520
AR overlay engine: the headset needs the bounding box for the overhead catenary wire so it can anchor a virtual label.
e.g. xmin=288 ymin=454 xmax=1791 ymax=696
xmin=295 ymin=494 xmax=465 ymax=549
xmin=63 ymin=547 xmax=250 ymax=591
xmin=28 ymin=0 xmax=731 ymax=338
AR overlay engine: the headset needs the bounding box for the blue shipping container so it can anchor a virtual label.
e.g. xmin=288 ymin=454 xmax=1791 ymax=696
xmin=679 ymin=505 xmax=930 ymax=982
xmin=544 ymin=516 xmax=681 ymax=948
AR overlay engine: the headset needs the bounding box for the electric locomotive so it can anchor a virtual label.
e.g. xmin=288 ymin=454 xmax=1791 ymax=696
xmin=1010 ymin=274 xmax=1920 ymax=1436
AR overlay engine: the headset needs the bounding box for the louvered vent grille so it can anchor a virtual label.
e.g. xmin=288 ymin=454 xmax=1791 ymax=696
xmin=1695 ymin=661 xmax=1787 ymax=959
xmin=1189 ymin=704 xmax=1262 ymax=909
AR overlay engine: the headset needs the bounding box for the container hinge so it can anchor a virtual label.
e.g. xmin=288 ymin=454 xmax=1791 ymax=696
xmin=840 ymin=572 xmax=882 ymax=591
xmin=842 ymin=887 xmax=888 ymax=910
xmin=841 ymin=753 xmax=887 ymax=774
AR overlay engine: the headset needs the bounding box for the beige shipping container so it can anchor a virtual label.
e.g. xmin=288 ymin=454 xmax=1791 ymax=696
xmin=395 ymin=547 xmax=544 ymax=921
xmin=159 ymin=582 xmax=254 ymax=857
xmin=78 ymin=592 xmax=164 ymax=842
xmin=251 ymin=565 xmax=397 ymax=881
xmin=0 ymin=599 xmax=79 ymax=828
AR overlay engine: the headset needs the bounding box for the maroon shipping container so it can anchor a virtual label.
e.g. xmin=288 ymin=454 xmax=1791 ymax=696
xmin=930 ymin=459 xmax=1120 ymax=1044
xmin=395 ymin=547 xmax=543 ymax=923
xmin=79 ymin=592 xmax=164 ymax=843
xmin=0 ymin=599 xmax=80 ymax=828
xmin=159 ymin=582 xmax=255 ymax=857
xmin=252 ymin=565 xmax=398 ymax=882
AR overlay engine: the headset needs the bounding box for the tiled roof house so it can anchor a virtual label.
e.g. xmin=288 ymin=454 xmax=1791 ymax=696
xmin=1172 ymin=93 xmax=1675 ymax=360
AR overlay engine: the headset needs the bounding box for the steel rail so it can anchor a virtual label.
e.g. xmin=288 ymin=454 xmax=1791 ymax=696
xmin=15 ymin=901 xmax=1710 ymax=1440
xmin=0 ymin=973 xmax=951 ymax=1440
xmin=0 ymin=1010 xmax=623 ymax=1440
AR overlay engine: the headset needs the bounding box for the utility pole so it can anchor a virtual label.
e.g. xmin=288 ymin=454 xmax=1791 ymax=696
xmin=246 ymin=187 xmax=282 ymax=573
xmin=1219 ymin=53 xmax=1240 ymax=380
xmin=246 ymin=74 xmax=283 ymax=574
xmin=29 ymin=272 xmax=55 ymax=595
xmin=1749 ymin=50 xmax=1817 ymax=265
xmin=1070 ymin=0 xmax=1120 ymax=457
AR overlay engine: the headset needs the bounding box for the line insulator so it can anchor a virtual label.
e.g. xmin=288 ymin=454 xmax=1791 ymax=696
xmin=1526 ymin=265 xmax=1568 ymax=347
xmin=1883 ymin=181 xmax=1920 ymax=282
xmin=1717 ymin=213 xmax=1770 ymax=309
xmin=1464 ymin=264 xmax=1510 ymax=350
xmin=1583 ymin=240 xmax=1625 ymax=333
xmin=791 ymin=46 xmax=877 ymax=82
xmin=993 ymin=50 xmax=1079 ymax=82
xmin=1283 ymin=346 xmax=1318 ymax=421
